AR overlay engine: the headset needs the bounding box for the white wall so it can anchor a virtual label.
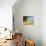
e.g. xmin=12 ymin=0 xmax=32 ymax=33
xmin=13 ymin=0 xmax=41 ymax=46
xmin=41 ymin=0 xmax=46 ymax=46
xmin=0 ymin=0 xmax=16 ymax=30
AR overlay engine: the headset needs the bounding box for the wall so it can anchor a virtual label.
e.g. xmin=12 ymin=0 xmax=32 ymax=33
xmin=13 ymin=0 xmax=41 ymax=46
xmin=0 ymin=0 xmax=16 ymax=38
xmin=0 ymin=0 xmax=16 ymax=30
xmin=41 ymin=0 xmax=46 ymax=46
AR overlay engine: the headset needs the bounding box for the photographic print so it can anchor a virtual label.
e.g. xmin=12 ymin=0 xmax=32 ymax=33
xmin=23 ymin=16 xmax=34 ymax=25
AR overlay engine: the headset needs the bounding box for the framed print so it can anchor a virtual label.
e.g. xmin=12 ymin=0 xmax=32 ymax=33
xmin=23 ymin=16 xmax=34 ymax=25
